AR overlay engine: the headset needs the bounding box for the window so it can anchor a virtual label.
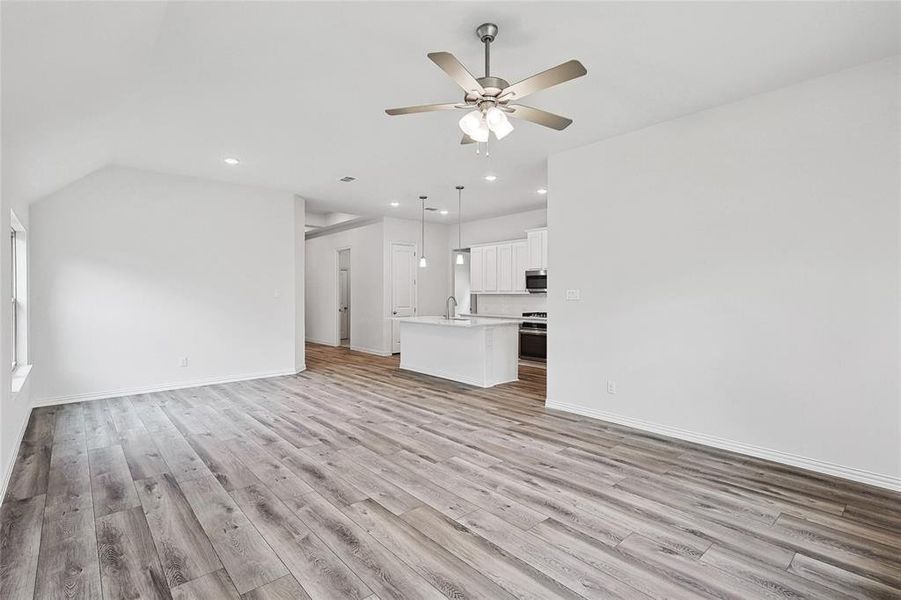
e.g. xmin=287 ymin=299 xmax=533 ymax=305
xmin=10 ymin=228 xmax=17 ymax=371
xmin=9 ymin=210 xmax=28 ymax=381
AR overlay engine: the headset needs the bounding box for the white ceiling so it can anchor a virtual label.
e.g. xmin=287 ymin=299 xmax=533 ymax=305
xmin=3 ymin=2 xmax=898 ymax=221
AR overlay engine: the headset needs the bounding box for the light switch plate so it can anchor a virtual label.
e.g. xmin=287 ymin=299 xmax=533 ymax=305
xmin=607 ymin=379 xmax=616 ymax=394
xmin=565 ymin=289 xmax=581 ymax=301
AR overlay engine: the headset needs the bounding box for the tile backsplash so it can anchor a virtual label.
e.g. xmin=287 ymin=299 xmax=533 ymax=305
xmin=475 ymin=294 xmax=547 ymax=316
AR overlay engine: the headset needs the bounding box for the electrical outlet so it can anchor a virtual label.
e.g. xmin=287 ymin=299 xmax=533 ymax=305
xmin=607 ymin=379 xmax=616 ymax=394
xmin=179 ymin=357 xmax=188 ymax=368
xmin=565 ymin=289 xmax=581 ymax=301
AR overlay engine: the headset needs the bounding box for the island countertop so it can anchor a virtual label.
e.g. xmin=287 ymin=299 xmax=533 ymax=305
xmin=396 ymin=316 xmax=521 ymax=328
xmin=459 ymin=313 xmax=547 ymax=324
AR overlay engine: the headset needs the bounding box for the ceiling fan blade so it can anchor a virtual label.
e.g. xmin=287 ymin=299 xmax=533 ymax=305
xmin=461 ymin=134 xmax=476 ymax=145
xmin=508 ymin=105 xmax=573 ymax=130
xmin=385 ymin=103 xmax=464 ymax=116
xmin=500 ymin=60 xmax=587 ymax=101
xmin=428 ymin=52 xmax=485 ymax=95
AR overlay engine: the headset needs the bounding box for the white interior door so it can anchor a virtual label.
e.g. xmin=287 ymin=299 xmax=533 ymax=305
xmin=339 ymin=269 xmax=349 ymax=340
xmin=390 ymin=242 xmax=416 ymax=353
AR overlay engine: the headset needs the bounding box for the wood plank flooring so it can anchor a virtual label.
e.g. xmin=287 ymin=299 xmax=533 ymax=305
xmin=2 ymin=343 xmax=900 ymax=599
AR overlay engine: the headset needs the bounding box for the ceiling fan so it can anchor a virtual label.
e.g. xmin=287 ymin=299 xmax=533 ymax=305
xmin=385 ymin=23 xmax=587 ymax=145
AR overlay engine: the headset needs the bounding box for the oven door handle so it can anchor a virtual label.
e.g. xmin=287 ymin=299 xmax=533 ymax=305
xmin=519 ymin=329 xmax=547 ymax=336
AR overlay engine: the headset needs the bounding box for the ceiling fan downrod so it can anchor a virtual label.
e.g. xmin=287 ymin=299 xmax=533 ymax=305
xmin=477 ymin=23 xmax=498 ymax=79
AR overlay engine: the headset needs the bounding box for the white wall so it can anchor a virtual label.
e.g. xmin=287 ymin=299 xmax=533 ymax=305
xmin=293 ymin=196 xmax=306 ymax=371
xmin=453 ymin=254 xmax=472 ymax=316
xmin=548 ymin=58 xmax=900 ymax=489
xmin=305 ymin=221 xmax=385 ymax=353
xmin=451 ymin=208 xmax=547 ymax=248
xmin=305 ymin=218 xmax=450 ymax=356
xmin=30 ymin=166 xmax=303 ymax=403
xmin=384 ymin=217 xmax=449 ymax=316
xmin=306 ymin=210 xmax=358 ymax=229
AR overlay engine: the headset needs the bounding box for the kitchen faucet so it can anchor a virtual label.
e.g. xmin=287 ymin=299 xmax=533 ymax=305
xmin=446 ymin=295 xmax=458 ymax=319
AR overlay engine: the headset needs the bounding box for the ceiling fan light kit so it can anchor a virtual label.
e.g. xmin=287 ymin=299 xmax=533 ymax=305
xmin=385 ymin=23 xmax=586 ymax=146
xmin=485 ymin=107 xmax=514 ymax=139
xmin=459 ymin=110 xmax=490 ymax=142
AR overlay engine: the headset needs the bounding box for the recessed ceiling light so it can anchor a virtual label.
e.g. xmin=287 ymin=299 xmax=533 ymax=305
xmin=484 ymin=175 xmax=497 ymax=182
xmin=440 ymin=210 xmax=449 ymax=215
xmin=389 ymin=201 xmax=400 ymax=207
xmin=223 ymin=157 xmax=240 ymax=165
xmin=537 ymin=188 xmax=547 ymax=195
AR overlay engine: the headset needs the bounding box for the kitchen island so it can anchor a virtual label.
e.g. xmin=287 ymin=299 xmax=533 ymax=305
xmin=397 ymin=316 xmax=520 ymax=387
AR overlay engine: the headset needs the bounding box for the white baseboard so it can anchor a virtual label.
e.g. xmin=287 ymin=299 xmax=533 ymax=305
xmin=0 ymin=405 xmax=33 ymax=501
xmin=350 ymin=345 xmax=392 ymax=357
xmin=32 ymin=368 xmax=297 ymax=407
xmin=399 ymin=362 xmax=484 ymax=387
xmin=397 ymin=363 xmax=517 ymax=388
xmin=545 ymin=399 xmax=901 ymax=493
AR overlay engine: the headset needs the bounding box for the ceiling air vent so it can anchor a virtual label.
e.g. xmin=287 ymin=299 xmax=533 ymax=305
xmin=339 ymin=176 xmax=356 ymax=182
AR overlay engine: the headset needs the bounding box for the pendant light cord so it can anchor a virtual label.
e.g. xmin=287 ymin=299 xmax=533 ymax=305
xmin=456 ymin=186 xmax=464 ymax=249
xmin=420 ymin=195 xmax=427 ymax=260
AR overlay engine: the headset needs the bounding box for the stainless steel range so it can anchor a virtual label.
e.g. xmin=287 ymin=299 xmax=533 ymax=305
xmin=519 ymin=312 xmax=547 ymax=362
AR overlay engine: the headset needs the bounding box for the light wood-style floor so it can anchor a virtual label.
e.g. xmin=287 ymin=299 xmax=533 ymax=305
xmin=2 ymin=344 xmax=900 ymax=599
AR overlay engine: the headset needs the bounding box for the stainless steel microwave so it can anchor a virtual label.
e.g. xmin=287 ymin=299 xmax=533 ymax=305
xmin=525 ymin=269 xmax=547 ymax=293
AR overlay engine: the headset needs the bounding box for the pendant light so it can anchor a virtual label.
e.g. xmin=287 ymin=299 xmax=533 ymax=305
xmin=455 ymin=186 xmax=465 ymax=265
xmin=419 ymin=195 xmax=428 ymax=268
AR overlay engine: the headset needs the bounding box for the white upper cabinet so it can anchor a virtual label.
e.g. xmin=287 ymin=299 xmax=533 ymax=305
xmin=526 ymin=227 xmax=548 ymax=270
xmin=527 ymin=230 xmax=541 ymax=269
xmin=470 ymin=246 xmax=484 ymax=293
xmin=497 ymin=243 xmax=513 ymax=292
xmin=469 ymin=237 xmax=532 ymax=295
xmin=512 ymin=240 xmax=529 ymax=292
xmin=483 ymin=245 xmax=498 ymax=292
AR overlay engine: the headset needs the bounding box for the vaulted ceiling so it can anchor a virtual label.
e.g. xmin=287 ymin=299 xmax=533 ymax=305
xmin=3 ymin=2 xmax=898 ymax=220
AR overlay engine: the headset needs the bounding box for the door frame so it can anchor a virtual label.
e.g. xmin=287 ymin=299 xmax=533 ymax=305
xmin=335 ymin=246 xmax=351 ymax=347
xmin=389 ymin=241 xmax=418 ymax=354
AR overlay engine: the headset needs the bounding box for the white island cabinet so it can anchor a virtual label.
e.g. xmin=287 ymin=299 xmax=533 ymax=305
xmin=398 ymin=317 xmax=520 ymax=388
